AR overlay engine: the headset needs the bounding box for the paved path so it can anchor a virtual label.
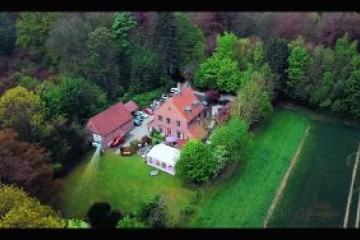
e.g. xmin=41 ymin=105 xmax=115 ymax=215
xmin=113 ymin=116 xmax=153 ymax=154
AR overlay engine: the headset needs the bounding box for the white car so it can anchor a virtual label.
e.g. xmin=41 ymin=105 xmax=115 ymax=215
xmin=136 ymin=111 xmax=149 ymax=119
xmin=162 ymin=94 xmax=170 ymax=100
xmin=170 ymin=87 xmax=180 ymax=94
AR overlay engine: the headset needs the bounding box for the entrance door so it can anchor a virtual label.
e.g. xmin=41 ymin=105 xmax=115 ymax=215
xmin=167 ymin=128 xmax=171 ymax=136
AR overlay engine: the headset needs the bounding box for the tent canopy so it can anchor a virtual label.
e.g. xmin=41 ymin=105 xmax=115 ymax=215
xmin=147 ymin=143 xmax=180 ymax=166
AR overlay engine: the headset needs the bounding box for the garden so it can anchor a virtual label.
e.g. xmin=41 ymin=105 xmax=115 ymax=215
xmin=57 ymin=149 xmax=194 ymax=226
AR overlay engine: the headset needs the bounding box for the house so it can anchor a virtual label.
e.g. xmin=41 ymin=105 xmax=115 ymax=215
xmin=85 ymin=102 xmax=134 ymax=149
xmin=124 ymin=100 xmax=139 ymax=115
xmin=148 ymin=86 xmax=207 ymax=140
xmin=146 ymin=143 xmax=180 ymax=175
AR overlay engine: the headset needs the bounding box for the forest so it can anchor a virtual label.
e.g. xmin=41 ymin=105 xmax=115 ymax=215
xmin=1 ymin=12 xmax=360 ymax=228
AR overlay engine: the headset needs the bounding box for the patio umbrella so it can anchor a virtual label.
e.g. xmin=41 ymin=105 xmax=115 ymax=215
xmin=165 ymin=135 xmax=177 ymax=143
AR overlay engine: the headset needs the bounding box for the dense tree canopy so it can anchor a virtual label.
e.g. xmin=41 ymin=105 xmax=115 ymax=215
xmin=0 ymin=182 xmax=65 ymax=228
xmin=0 ymin=129 xmax=56 ymax=202
xmin=0 ymin=86 xmax=46 ymax=142
xmin=0 ymin=13 xmax=17 ymax=55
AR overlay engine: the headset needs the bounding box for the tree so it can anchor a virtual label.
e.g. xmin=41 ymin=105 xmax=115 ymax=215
xmin=46 ymin=14 xmax=89 ymax=76
xmin=209 ymin=117 xmax=251 ymax=161
xmin=112 ymin=12 xmax=137 ymax=54
xmin=85 ymin=27 xmax=121 ymax=99
xmin=0 ymin=12 xmax=17 ymax=55
xmin=174 ymin=13 xmax=206 ymax=72
xmin=0 ymin=129 xmax=55 ymax=203
xmin=263 ymin=36 xmax=290 ymax=99
xmin=344 ymin=54 xmax=360 ymax=119
xmin=87 ymin=202 xmax=123 ymax=229
xmin=0 ymin=182 xmax=65 ymax=228
xmin=232 ymin=71 xmax=274 ymax=126
xmin=213 ymin=31 xmax=237 ymax=60
xmin=0 ymin=86 xmax=46 ymax=142
xmin=38 ymin=77 xmax=107 ymax=124
xmin=16 ymin=12 xmax=59 ymax=56
xmin=152 ymin=12 xmax=179 ymax=76
xmin=128 ymin=42 xmax=160 ymax=94
xmin=194 ymin=32 xmax=239 ymax=92
xmin=286 ymin=43 xmax=311 ymax=101
xmin=175 ymin=139 xmax=214 ymax=185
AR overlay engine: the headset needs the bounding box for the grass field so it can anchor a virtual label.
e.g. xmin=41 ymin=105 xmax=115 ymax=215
xmin=268 ymin=114 xmax=360 ymax=228
xmin=57 ymin=151 xmax=194 ymax=220
xmin=188 ymin=109 xmax=311 ymax=227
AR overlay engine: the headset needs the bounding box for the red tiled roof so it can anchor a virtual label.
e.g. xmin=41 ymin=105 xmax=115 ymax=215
xmin=124 ymin=100 xmax=138 ymax=113
xmin=171 ymin=87 xmax=205 ymax=121
xmin=86 ymin=102 xmax=133 ymax=136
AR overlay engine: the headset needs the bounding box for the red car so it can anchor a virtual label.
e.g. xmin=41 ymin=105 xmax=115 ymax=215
xmin=110 ymin=136 xmax=125 ymax=147
xmin=143 ymin=108 xmax=154 ymax=115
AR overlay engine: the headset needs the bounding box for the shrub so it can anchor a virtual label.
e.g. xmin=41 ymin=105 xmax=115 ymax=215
xmin=117 ymin=215 xmax=145 ymax=228
xmin=175 ymin=139 xmax=214 ymax=185
xmin=87 ymin=202 xmax=123 ymax=229
xmin=66 ymin=219 xmax=90 ymax=228
xmin=139 ymin=196 xmax=167 ymax=228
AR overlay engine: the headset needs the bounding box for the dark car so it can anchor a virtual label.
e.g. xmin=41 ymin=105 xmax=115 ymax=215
xmin=110 ymin=136 xmax=125 ymax=147
xmin=205 ymin=89 xmax=221 ymax=104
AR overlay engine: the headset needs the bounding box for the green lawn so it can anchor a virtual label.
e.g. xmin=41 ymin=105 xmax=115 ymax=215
xmin=57 ymin=150 xmax=194 ymax=220
xmin=188 ymin=109 xmax=311 ymax=227
xmin=268 ymin=115 xmax=360 ymax=228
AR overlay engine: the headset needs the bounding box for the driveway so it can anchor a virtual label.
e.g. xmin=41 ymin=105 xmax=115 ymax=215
xmin=113 ymin=116 xmax=154 ymax=154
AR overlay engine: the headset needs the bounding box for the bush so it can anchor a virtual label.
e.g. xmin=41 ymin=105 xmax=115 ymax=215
xmin=117 ymin=215 xmax=145 ymax=228
xmin=66 ymin=219 xmax=90 ymax=228
xmin=139 ymin=196 xmax=167 ymax=228
xmin=87 ymin=202 xmax=123 ymax=229
xmin=175 ymin=139 xmax=214 ymax=185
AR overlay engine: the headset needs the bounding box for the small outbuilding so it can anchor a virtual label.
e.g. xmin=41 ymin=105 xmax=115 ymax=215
xmin=85 ymin=102 xmax=134 ymax=149
xmin=146 ymin=143 xmax=180 ymax=176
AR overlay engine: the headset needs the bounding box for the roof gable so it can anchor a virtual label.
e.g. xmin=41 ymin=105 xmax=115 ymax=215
xmin=124 ymin=100 xmax=138 ymax=113
xmin=171 ymin=87 xmax=205 ymax=121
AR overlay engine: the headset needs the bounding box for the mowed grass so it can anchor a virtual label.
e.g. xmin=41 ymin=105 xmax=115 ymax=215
xmin=189 ymin=109 xmax=310 ymax=227
xmin=57 ymin=150 xmax=194 ymax=219
xmin=268 ymin=116 xmax=360 ymax=228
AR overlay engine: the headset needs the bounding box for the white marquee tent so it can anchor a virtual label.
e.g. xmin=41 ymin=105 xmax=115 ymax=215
xmin=146 ymin=143 xmax=180 ymax=175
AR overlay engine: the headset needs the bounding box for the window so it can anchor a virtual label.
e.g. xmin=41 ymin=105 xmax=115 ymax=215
xmin=166 ymin=118 xmax=170 ymax=124
xmin=159 ymin=127 xmax=163 ymax=133
xmin=176 ymin=120 xmax=180 ymax=127
xmin=161 ymin=162 xmax=166 ymax=169
xmin=158 ymin=115 xmax=162 ymax=121
xmin=176 ymin=131 xmax=182 ymax=139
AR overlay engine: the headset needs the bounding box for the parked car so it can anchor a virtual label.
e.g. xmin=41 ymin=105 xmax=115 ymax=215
xmin=134 ymin=116 xmax=143 ymax=126
xmin=170 ymin=87 xmax=180 ymax=94
xmin=143 ymin=108 xmax=154 ymax=115
xmin=110 ymin=136 xmax=125 ymax=147
xmin=136 ymin=111 xmax=149 ymax=120
xmin=161 ymin=93 xmax=169 ymax=101
xmin=150 ymin=100 xmax=160 ymax=110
